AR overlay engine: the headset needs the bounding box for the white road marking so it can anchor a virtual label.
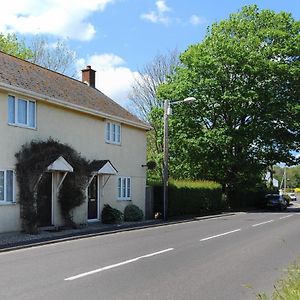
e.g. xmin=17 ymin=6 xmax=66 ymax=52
xmin=279 ymin=215 xmax=293 ymax=220
xmin=200 ymin=229 xmax=241 ymax=242
xmin=252 ymin=220 xmax=274 ymax=227
xmin=64 ymin=248 xmax=174 ymax=281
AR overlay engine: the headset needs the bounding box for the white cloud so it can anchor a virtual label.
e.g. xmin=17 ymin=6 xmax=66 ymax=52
xmin=156 ymin=0 xmax=171 ymax=13
xmin=141 ymin=0 xmax=171 ymax=25
xmin=77 ymin=53 xmax=138 ymax=107
xmin=189 ymin=14 xmax=207 ymax=26
xmin=0 ymin=0 xmax=114 ymax=41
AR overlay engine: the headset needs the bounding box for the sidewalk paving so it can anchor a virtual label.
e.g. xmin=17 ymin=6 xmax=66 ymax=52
xmin=0 ymin=212 xmax=237 ymax=252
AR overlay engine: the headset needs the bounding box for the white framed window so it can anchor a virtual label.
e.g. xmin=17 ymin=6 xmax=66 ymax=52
xmin=8 ymin=95 xmax=36 ymax=129
xmin=117 ymin=177 xmax=131 ymax=200
xmin=0 ymin=170 xmax=15 ymax=203
xmin=106 ymin=122 xmax=121 ymax=144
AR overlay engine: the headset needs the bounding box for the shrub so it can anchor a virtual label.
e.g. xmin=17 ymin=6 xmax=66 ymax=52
xmin=101 ymin=204 xmax=123 ymax=224
xmin=124 ymin=204 xmax=144 ymax=221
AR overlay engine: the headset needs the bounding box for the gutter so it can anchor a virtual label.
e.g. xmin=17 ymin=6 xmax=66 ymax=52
xmin=0 ymin=82 xmax=151 ymax=131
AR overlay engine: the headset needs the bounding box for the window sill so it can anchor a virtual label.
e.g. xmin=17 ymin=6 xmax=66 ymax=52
xmin=8 ymin=123 xmax=37 ymax=131
xmin=0 ymin=202 xmax=17 ymax=206
xmin=105 ymin=140 xmax=122 ymax=146
xmin=117 ymin=198 xmax=132 ymax=201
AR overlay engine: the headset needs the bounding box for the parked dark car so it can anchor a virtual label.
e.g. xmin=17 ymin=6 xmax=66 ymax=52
xmin=265 ymin=194 xmax=287 ymax=211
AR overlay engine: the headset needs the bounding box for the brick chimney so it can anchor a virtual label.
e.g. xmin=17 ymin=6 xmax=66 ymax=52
xmin=82 ymin=65 xmax=96 ymax=88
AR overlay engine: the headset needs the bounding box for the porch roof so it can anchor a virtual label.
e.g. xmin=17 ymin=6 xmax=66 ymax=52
xmin=90 ymin=160 xmax=118 ymax=175
xmin=47 ymin=156 xmax=74 ymax=172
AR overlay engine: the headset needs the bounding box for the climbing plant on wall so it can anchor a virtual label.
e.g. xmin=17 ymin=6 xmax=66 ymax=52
xmin=15 ymin=138 xmax=90 ymax=233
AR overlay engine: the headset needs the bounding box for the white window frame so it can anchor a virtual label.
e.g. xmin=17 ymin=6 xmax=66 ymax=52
xmin=117 ymin=177 xmax=131 ymax=200
xmin=105 ymin=121 xmax=121 ymax=145
xmin=0 ymin=170 xmax=15 ymax=204
xmin=8 ymin=95 xmax=36 ymax=129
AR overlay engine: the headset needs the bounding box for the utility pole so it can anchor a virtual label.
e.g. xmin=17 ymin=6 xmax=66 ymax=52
xmin=163 ymin=99 xmax=169 ymax=221
xmin=162 ymin=97 xmax=196 ymax=221
xmin=280 ymin=166 xmax=287 ymax=195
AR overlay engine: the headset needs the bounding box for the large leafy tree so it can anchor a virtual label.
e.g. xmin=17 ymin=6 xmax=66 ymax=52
xmin=157 ymin=5 xmax=300 ymax=202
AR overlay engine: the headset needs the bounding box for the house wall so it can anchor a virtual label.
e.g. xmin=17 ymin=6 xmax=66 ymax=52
xmin=0 ymin=89 xmax=147 ymax=232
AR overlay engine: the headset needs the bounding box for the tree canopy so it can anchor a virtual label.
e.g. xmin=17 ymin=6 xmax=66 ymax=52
xmin=274 ymin=165 xmax=300 ymax=188
xmin=0 ymin=33 xmax=33 ymax=60
xmin=129 ymin=50 xmax=181 ymax=181
xmin=157 ymin=5 xmax=300 ymax=201
xmin=0 ymin=33 xmax=76 ymax=76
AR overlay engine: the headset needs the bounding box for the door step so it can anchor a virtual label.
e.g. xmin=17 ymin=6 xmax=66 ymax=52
xmin=39 ymin=226 xmax=59 ymax=232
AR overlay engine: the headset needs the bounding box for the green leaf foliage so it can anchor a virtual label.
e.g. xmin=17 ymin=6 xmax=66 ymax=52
xmin=273 ymin=165 xmax=300 ymax=188
xmin=0 ymin=33 xmax=33 ymax=60
xmin=156 ymin=5 xmax=300 ymax=203
xmin=257 ymin=261 xmax=300 ymax=299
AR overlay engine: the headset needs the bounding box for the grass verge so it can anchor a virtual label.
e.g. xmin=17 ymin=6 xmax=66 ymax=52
xmin=257 ymin=261 xmax=300 ymax=299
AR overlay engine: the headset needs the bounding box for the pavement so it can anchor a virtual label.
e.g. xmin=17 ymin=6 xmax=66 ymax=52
xmin=0 ymin=212 xmax=237 ymax=252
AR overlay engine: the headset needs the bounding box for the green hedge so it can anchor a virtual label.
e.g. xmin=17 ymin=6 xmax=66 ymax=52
xmin=153 ymin=180 xmax=223 ymax=217
xmin=228 ymin=184 xmax=277 ymax=209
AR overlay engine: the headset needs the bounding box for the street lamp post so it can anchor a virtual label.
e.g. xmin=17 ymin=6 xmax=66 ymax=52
xmin=163 ymin=97 xmax=196 ymax=221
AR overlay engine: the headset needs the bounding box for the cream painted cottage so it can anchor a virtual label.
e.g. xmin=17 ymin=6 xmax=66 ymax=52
xmin=0 ymin=51 xmax=150 ymax=233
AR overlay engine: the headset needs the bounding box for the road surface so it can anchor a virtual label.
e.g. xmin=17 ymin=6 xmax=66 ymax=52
xmin=1 ymin=205 xmax=300 ymax=299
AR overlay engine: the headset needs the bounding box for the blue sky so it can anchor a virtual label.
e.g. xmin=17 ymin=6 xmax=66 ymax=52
xmin=0 ymin=0 xmax=299 ymax=107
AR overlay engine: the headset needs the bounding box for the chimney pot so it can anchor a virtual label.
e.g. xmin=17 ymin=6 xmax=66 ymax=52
xmin=82 ymin=65 xmax=96 ymax=88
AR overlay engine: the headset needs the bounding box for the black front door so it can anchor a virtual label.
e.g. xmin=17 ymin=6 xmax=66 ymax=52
xmin=88 ymin=176 xmax=98 ymax=220
xmin=37 ymin=172 xmax=52 ymax=227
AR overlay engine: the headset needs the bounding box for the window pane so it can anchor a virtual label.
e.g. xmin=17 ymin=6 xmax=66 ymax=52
xmin=127 ymin=178 xmax=131 ymax=198
xmin=28 ymin=101 xmax=35 ymax=128
xmin=18 ymin=99 xmax=27 ymax=125
xmin=122 ymin=178 xmax=126 ymax=198
xmin=106 ymin=123 xmax=110 ymax=141
xmin=6 ymin=171 xmax=13 ymax=202
xmin=118 ymin=178 xmax=122 ymax=198
xmin=116 ymin=125 xmax=120 ymax=143
xmin=8 ymin=96 xmax=15 ymax=124
xmin=0 ymin=171 xmax=4 ymax=201
xmin=112 ymin=124 xmax=116 ymax=142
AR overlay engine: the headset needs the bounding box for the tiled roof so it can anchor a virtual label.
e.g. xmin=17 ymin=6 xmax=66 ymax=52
xmin=0 ymin=51 xmax=148 ymax=129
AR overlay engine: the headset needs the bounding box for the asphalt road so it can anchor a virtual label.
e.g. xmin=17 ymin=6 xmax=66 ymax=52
xmin=1 ymin=205 xmax=300 ymax=300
